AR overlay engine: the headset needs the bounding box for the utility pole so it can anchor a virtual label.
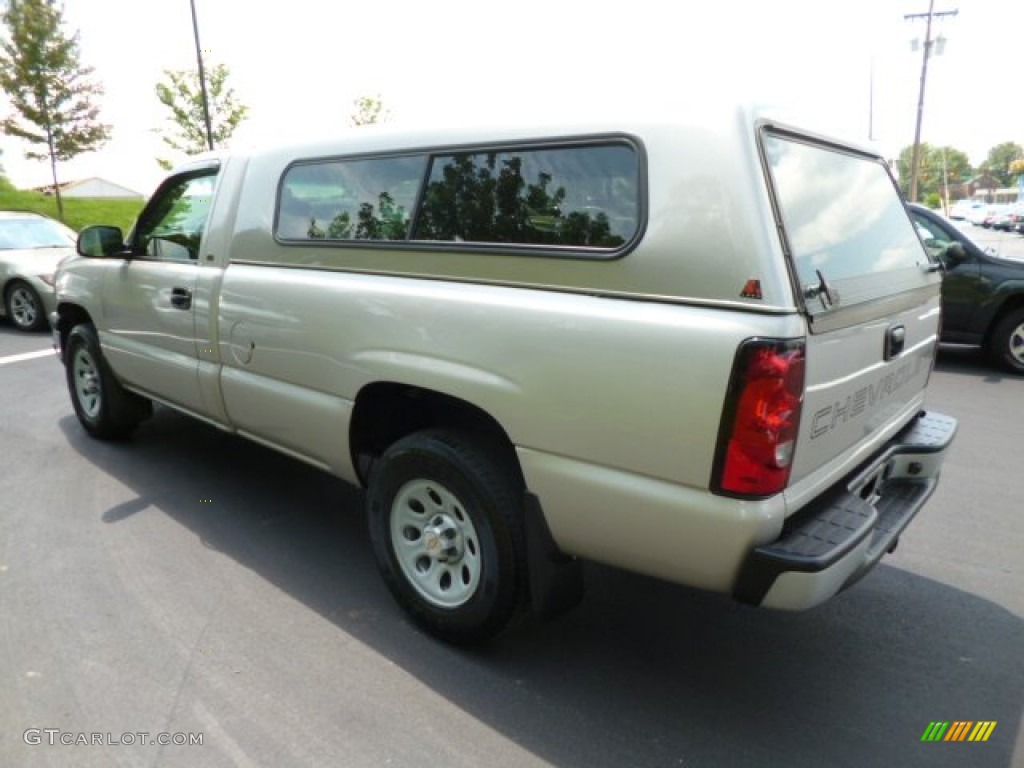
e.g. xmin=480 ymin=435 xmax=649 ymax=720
xmin=941 ymin=147 xmax=950 ymax=214
xmin=189 ymin=0 xmax=215 ymax=152
xmin=905 ymin=1 xmax=957 ymax=202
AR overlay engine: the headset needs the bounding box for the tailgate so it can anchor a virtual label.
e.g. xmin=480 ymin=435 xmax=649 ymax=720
xmin=794 ymin=299 xmax=939 ymax=483
xmin=761 ymin=127 xmax=943 ymax=486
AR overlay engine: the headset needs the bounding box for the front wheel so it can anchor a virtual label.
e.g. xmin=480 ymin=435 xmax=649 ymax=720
xmin=988 ymin=308 xmax=1024 ymax=375
xmin=366 ymin=430 xmax=527 ymax=645
xmin=4 ymin=281 xmax=46 ymax=332
xmin=65 ymin=323 xmax=151 ymax=439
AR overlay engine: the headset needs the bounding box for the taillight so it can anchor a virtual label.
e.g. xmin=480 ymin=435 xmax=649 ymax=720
xmin=712 ymin=339 xmax=805 ymax=498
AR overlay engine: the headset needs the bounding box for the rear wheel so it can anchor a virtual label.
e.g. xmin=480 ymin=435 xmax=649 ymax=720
xmin=988 ymin=308 xmax=1024 ymax=375
xmin=65 ymin=323 xmax=151 ymax=439
xmin=366 ymin=429 xmax=526 ymax=644
xmin=4 ymin=281 xmax=46 ymax=332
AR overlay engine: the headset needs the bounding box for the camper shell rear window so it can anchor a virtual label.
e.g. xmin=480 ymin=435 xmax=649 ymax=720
xmin=761 ymin=129 xmax=932 ymax=315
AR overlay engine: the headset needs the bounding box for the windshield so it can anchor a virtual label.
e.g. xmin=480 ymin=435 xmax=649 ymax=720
xmin=0 ymin=217 xmax=76 ymax=250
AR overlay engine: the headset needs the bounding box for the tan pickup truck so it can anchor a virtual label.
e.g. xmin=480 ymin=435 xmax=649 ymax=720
xmin=53 ymin=108 xmax=957 ymax=643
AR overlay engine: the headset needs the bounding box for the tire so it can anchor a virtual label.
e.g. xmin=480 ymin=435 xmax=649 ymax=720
xmin=988 ymin=308 xmax=1024 ymax=375
xmin=65 ymin=323 xmax=152 ymax=439
xmin=366 ymin=429 xmax=527 ymax=645
xmin=4 ymin=281 xmax=46 ymax=332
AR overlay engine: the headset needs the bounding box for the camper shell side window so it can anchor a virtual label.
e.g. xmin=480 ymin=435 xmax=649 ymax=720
xmin=275 ymin=137 xmax=642 ymax=257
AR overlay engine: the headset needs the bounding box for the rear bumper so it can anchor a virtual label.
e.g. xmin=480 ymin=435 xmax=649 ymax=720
xmin=732 ymin=410 xmax=957 ymax=610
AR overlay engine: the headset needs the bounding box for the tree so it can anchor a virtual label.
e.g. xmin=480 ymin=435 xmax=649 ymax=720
xmin=897 ymin=144 xmax=972 ymax=201
xmin=980 ymin=142 xmax=1024 ymax=188
xmin=0 ymin=0 xmax=111 ymax=221
xmin=155 ymin=63 xmax=248 ymax=170
xmin=349 ymin=94 xmax=389 ymax=127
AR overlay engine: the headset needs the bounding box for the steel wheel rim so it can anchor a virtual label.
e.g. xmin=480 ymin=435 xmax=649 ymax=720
xmin=72 ymin=346 xmax=102 ymax=419
xmin=1008 ymin=321 xmax=1024 ymax=365
xmin=390 ymin=478 xmax=482 ymax=608
xmin=9 ymin=287 xmax=38 ymax=329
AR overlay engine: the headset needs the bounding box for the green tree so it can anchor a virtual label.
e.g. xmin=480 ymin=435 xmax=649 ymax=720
xmin=980 ymin=142 xmax=1024 ymax=187
xmin=897 ymin=143 xmax=972 ymax=201
xmin=349 ymin=94 xmax=389 ymax=127
xmin=155 ymin=63 xmax=248 ymax=170
xmin=0 ymin=0 xmax=111 ymax=221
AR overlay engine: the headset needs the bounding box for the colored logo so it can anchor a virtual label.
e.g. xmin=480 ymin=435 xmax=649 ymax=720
xmin=921 ymin=721 xmax=996 ymax=742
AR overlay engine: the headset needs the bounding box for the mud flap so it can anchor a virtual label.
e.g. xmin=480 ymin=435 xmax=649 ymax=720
xmin=523 ymin=492 xmax=584 ymax=620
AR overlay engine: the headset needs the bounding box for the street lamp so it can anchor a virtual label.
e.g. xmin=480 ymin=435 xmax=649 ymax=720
xmin=905 ymin=2 xmax=957 ymax=203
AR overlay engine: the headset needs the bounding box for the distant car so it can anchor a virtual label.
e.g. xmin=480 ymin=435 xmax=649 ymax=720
xmin=995 ymin=204 xmax=1024 ymax=233
xmin=966 ymin=204 xmax=995 ymax=226
xmin=949 ymin=199 xmax=986 ymax=220
xmin=909 ymin=202 xmax=1024 ymax=373
xmin=0 ymin=211 xmax=77 ymax=332
xmin=989 ymin=204 xmax=1014 ymax=228
xmin=981 ymin=204 xmax=1009 ymax=228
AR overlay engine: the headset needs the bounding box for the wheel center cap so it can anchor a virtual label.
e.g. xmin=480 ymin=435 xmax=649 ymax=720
xmin=423 ymin=516 xmax=463 ymax=563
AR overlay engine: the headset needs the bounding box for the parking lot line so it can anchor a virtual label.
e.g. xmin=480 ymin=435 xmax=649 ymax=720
xmin=0 ymin=349 xmax=54 ymax=366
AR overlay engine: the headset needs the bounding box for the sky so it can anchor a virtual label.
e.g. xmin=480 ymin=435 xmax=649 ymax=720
xmin=1 ymin=0 xmax=1022 ymax=197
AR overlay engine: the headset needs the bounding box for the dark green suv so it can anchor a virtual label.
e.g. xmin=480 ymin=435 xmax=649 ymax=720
xmin=909 ymin=202 xmax=1024 ymax=374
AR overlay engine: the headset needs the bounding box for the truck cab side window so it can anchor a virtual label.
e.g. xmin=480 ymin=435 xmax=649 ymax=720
xmin=134 ymin=170 xmax=218 ymax=261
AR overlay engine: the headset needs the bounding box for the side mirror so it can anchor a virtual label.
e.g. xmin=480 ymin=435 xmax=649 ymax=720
xmin=77 ymin=225 xmax=126 ymax=257
xmin=944 ymin=241 xmax=968 ymax=264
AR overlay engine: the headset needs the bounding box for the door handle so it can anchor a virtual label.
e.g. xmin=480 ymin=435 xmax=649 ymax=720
xmin=170 ymin=287 xmax=192 ymax=310
xmin=885 ymin=324 xmax=906 ymax=361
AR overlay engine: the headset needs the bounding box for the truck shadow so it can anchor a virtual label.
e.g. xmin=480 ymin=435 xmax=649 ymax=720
xmin=59 ymin=407 xmax=1022 ymax=768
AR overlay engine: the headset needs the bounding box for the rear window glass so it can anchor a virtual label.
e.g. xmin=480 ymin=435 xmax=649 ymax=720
xmin=763 ymin=132 xmax=929 ymax=311
xmin=412 ymin=143 xmax=639 ymax=249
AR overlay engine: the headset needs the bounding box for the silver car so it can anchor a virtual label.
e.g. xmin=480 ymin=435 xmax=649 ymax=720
xmin=0 ymin=210 xmax=77 ymax=332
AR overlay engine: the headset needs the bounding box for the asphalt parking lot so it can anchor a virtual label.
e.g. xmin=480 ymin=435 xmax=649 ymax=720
xmin=952 ymin=217 xmax=1024 ymax=259
xmin=1 ymin=315 xmax=1022 ymax=767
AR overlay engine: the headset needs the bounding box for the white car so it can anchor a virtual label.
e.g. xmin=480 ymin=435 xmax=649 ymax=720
xmin=949 ymin=199 xmax=985 ymax=221
xmin=967 ymin=204 xmax=1000 ymax=226
xmin=992 ymin=204 xmax=1024 ymax=231
xmin=0 ymin=211 xmax=76 ymax=332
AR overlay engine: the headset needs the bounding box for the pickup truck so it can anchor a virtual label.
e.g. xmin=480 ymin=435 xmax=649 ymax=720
xmin=53 ymin=111 xmax=957 ymax=644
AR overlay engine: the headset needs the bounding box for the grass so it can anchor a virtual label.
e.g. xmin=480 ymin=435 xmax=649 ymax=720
xmin=0 ymin=184 xmax=145 ymax=233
